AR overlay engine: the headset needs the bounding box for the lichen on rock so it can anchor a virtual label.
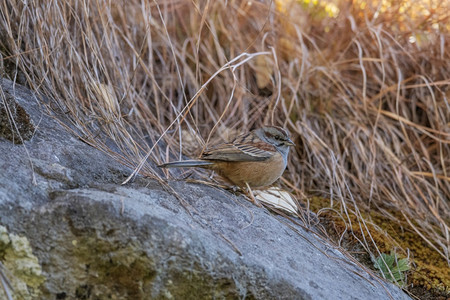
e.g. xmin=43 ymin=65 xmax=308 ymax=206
xmin=0 ymin=225 xmax=45 ymax=300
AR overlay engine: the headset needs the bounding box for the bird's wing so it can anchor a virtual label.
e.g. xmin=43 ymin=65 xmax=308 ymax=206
xmin=201 ymin=141 xmax=275 ymax=162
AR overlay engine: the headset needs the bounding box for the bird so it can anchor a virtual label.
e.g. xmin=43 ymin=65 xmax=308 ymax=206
xmin=158 ymin=126 xmax=295 ymax=188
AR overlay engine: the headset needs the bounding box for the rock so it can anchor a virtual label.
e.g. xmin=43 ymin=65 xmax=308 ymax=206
xmin=0 ymin=79 xmax=410 ymax=299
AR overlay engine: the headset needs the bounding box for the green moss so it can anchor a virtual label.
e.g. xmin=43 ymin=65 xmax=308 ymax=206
xmin=67 ymin=234 xmax=244 ymax=299
xmin=0 ymin=93 xmax=35 ymax=144
xmin=69 ymin=236 xmax=157 ymax=298
xmin=307 ymin=197 xmax=450 ymax=297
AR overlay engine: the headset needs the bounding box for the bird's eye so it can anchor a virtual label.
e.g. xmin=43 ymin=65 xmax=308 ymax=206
xmin=274 ymin=135 xmax=281 ymax=140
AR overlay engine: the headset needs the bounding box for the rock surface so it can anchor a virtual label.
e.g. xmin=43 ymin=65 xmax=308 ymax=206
xmin=0 ymin=78 xmax=410 ymax=299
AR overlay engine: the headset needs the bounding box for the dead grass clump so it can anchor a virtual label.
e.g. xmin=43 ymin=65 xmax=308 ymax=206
xmin=0 ymin=0 xmax=449 ymax=296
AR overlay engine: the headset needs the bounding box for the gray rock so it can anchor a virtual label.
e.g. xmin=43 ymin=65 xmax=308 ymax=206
xmin=0 ymin=79 xmax=410 ymax=299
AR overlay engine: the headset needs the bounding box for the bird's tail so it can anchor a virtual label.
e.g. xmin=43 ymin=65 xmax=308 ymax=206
xmin=158 ymin=160 xmax=214 ymax=168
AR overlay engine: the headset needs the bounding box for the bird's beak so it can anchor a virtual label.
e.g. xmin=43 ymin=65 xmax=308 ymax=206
xmin=285 ymin=138 xmax=295 ymax=146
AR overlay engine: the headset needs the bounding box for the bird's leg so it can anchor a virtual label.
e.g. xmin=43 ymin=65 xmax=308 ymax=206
xmin=245 ymin=182 xmax=262 ymax=207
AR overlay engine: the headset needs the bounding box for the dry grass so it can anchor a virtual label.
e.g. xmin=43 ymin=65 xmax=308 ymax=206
xmin=1 ymin=0 xmax=449 ymax=296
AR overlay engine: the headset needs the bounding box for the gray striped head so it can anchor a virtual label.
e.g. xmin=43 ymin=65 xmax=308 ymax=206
xmin=254 ymin=126 xmax=294 ymax=162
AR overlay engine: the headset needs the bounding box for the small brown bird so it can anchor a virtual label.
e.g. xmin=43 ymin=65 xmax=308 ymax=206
xmin=158 ymin=126 xmax=294 ymax=188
